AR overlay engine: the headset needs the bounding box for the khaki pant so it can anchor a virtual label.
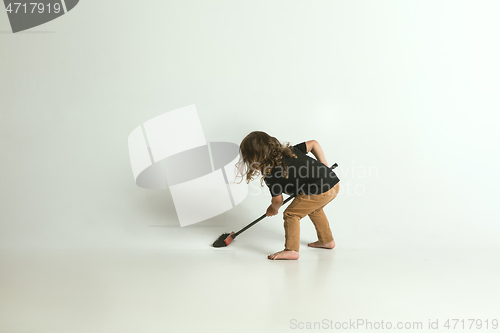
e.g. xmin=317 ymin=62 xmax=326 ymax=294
xmin=283 ymin=182 xmax=340 ymax=252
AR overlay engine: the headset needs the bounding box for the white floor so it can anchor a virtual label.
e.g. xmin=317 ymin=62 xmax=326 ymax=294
xmin=1 ymin=232 xmax=499 ymax=333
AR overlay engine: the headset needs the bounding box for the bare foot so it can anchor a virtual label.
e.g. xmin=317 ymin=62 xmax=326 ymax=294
xmin=267 ymin=249 xmax=299 ymax=260
xmin=307 ymin=239 xmax=336 ymax=249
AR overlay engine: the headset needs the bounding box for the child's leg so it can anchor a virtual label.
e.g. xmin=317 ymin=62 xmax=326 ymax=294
xmin=282 ymin=201 xmax=304 ymax=252
xmin=268 ymin=183 xmax=341 ymax=260
xmin=267 ymin=200 xmax=308 ymax=260
xmin=282 ymin=196 xmax=326 ymax=252
xmin=282 ymin=185 xmax=339 ymax=251
xmin=307 ymin=183 xmax=340 ymax=248
xmin=308 ymin=207 xmax=334 ymax=244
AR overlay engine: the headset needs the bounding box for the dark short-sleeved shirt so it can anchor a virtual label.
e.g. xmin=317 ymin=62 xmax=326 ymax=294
xmin=263 ymin=142 xmax=340 ymax=197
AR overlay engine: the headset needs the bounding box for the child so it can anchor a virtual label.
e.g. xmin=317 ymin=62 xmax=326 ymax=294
xmin=237 ymin=131 xmax=341 ymax=260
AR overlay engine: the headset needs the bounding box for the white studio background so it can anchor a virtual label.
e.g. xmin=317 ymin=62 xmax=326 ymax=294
xmin=1 ymin=0 xmax=499 ymax=251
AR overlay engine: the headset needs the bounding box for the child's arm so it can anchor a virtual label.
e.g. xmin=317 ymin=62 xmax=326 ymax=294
xmin=266 ymin=194 xmax=283 ymax=216
xmin=305 ymin=140 xmax=328 ymax=166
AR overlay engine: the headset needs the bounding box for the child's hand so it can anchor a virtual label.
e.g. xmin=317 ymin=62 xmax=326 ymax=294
xmin=266 ymin=205 xmax=279 ymax=217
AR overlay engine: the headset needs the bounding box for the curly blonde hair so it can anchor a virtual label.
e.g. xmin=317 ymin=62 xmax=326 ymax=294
xmin=235 ymin=131 xmax=297 ymax=186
